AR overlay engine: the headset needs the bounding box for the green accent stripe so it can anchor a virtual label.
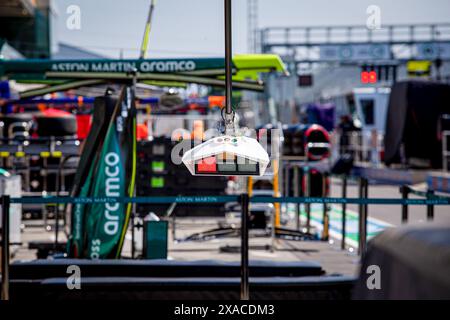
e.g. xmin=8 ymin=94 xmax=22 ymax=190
xmin=115 ymin=117 xmax=138 ymax=257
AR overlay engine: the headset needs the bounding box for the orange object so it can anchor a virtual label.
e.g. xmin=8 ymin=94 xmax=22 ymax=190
xmin=136 ymin=123 xmax=149 ymax=140
xmin=272 ymin=159 xmax=281 ymax=228
xmin=208 ymin=96 xmax=225 ymax=108
xmin=37 ymin=103 xmax=47 ymax=112
xmin=192 ymin=120 xmax=204 ymax=140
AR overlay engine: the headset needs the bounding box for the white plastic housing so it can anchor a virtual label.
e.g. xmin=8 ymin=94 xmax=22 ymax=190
xmin=182 ymin=135 xmax=270 ymax=176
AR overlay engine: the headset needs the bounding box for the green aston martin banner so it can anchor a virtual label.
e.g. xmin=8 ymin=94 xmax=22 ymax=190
xmin=85 ymin=121 xmax=125 ymax=258
xmin=86 ymin=86 xmax=135 ymax=259
xmin=67 ymin=86 xmax=136 ymax=259
xmin=0 ymin=55 xmax=286 ymax=81
xmin=0 ymin=58 xmax=225 ymax=80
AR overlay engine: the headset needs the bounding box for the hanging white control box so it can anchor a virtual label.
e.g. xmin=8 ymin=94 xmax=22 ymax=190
xmin=182 ymin=135 xmax=270 ymax=176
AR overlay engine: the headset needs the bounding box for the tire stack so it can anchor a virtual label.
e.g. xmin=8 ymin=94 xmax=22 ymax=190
xmin=136 ymin=137 xmax=228 ymax=217
xmin=282 ymin=124 xmax=330 ymax=159
xmin=282 ymin=124 xmax=305 ymax=157
xmin=280 ymin=123 xmax=331 ymax=198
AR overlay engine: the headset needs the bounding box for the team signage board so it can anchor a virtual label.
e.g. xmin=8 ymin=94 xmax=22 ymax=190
xmin=319 ymin=44 xmax=391 ymax=61
xmin=0 ymin=55 xmax=286 ymax=80
xmin=317 ymin=42 xmax=450 ymax=62
xmin=414 ymin=42 xmax=450 ymax=60
xmin=0 ymin=58 xmax=225 ymax=80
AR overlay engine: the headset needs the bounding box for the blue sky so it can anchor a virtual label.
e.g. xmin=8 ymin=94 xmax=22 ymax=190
xmin=53 ymin=0 xmax=450 ymax=58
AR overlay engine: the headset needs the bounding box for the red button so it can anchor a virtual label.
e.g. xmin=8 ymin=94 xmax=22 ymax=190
xmin=197 ymin=156 xmax=217 ymax=172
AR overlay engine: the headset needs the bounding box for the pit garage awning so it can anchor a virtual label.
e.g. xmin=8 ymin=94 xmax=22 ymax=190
xmin=0 ymin=54 xmax=287 ymax=98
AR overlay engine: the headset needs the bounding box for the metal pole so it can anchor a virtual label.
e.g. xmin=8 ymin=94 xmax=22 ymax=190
xmin=240 ymin=193 xmax=250 ymax=300
xmin=401 ymin=185 xmax=409 ymax=224
xmin=305 ymin=167 xmax=311 ymax=233
xmin=270 ymin=206 xmax=275 ymax=253
xmin=55 ymin=154 xmax=78 ymax=248
xmin=357 ymin=178 xmax=364 ymax=255
xmin=284 ymin=165 xmax=290 ymax=196
xmin=43 ymin=156 xmax=49 ymax=230
xmin=225 ymin=0 xmax=232 ymax=115
xmin=443 ymin=131 xmax=449 ymax=172
xmin=224 ymin=0 xmax=234 ymax=133
xmin=139 ymin=0 xmax=156 ymax=59
xmin=273 ymin=159 xmax=281 ymax=228
xmin=1 ymin=195 xmax=10 ymax=300
xmin=427 ymin=190 xmax=435 ymax=221
xmin=247 ymin=176 xmax=254 ymax=196
xmin=172 ymin=214 xmax=176 ymax=242
xmin=363 ymin=178 xmax=368 ymax=251
xmin=341 ymin=175 xmax=347 ymax=250
xmin=55 ymin=156 xmax=64 ymax=247
xmin=358 ymin=178 xmax=368 ymax=256
xmin=293 ymin=166 xmax=300 ymax=231
xmin=321 ymin=173 xmax=329 ymax=241
xmin=131 ymin=213 xmax=135 ymax=259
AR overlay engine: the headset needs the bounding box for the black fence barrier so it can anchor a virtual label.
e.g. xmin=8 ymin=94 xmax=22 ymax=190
xmin=1 ymin=194 xmax=10 ymax=300
xmin=2 ymin=191 xmax=450 ymax=300
xmin=400 ymin=185 xmax=442 ymax=224
xmin=7 ymin=195 xmax=450 ymax=205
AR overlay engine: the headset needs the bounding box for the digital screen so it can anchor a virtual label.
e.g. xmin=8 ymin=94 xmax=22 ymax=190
xmin=195 ymin=154 xmax=259 ymax=175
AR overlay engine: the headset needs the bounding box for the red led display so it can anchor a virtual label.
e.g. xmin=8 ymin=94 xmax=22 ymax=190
xmin=368 ymin=71 xmax=377 ymax=83
xmin=361 ymin=71 xmax=369 ymax=84
xmin=361 ymin=71 xmax=377 ymax=84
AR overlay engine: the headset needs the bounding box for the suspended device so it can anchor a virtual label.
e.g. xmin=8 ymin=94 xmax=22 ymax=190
xmin=182 ymin=135 xmax=269 ymax=176
xmin=182 ymin=0 xmax=269 ymax=177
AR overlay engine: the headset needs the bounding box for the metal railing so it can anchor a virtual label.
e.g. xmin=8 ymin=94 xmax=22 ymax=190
xmin=332 ymin=131 xmax=384 ymax=166
xmin=2 ymin=191 xmax=449 ymax=300
xmin=261 ymin=24 xmax=450 ymax=46
xmin=260 ymin=23 xmax=450 ymax=63
xmin=443 ymin=131 xmax=450 ymax=172
xmin=399 ymin=185 xmax=445 ymax=223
